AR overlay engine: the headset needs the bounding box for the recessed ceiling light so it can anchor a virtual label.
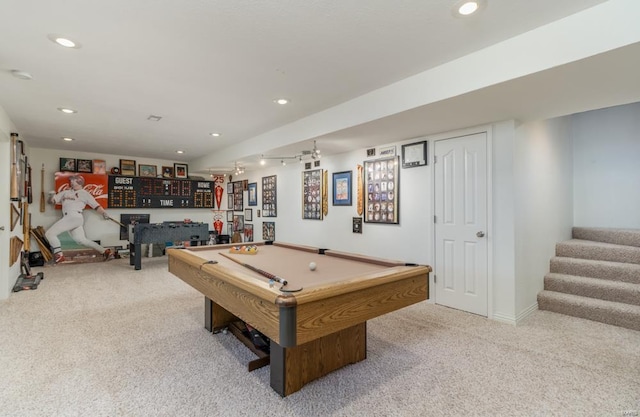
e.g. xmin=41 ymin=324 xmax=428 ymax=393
xmin=452 ymin=0 xmax=486 ymax=17
xmin=62 ymin=137 xmax=74 ymax=142
xmin=57 ymin=107 xmax=77 ymax=114
xmin=176 ymin=150 xmax=184 ymax=154
xmin=10 ymin=70 xmax=33 ymax=80
xmin=210 ymin=133 xmax=221 ymax=137
xmin=47 ymin=34 xmax=82 ymax=49
xmin=273 ymin=98 xmax=290 ymax=105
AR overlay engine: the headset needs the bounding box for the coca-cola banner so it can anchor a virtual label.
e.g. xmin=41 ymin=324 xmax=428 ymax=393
xmin=54 ymin=172 xmax=108 ymax=210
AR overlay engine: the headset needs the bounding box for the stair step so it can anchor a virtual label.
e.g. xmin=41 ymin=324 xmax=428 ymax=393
xmin=556 ymin=239 xmax=640 ymax=265
xmin=538 ymin=290 xmax=640 ymax=332
xmin=544 ymin=273 xmax=640 ymax=306
xmin=573 ymin=227 xmax=640 ymax=247
xmin=550 ymin=257 xmax=640 ymax=284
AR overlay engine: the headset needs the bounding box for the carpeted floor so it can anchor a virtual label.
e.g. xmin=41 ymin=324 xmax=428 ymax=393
xmin=1 ymin=257 xmax=638 ymax=416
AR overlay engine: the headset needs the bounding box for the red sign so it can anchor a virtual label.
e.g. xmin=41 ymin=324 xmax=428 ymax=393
xmin=54 ymin=172 xmax=109 ymax=209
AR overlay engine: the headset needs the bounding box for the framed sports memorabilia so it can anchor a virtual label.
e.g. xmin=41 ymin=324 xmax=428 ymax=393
xmin=401 ymin=140 xmax=427 ymax=168
xmin=261 ymin=175 xmax=277 ymax=217
xmin=226 ymin=210 xmax=233 ymax=222
xmin=262 ymin=221 xmax=275 ymax=241
xmin=248 ymin=182 xmax=257 ymax=206
xmin=302 ymin=169 xmax=323 ymax=220
xmin=59 ymin=157 xmax=76 ymax=172
xmin=364 ymin=156 xmax=399 ymax=224
xmin=174 ymin=163 xmax=188 ymax=179
xmin=332 ymin=170 xmax=352 ymax=206
xmin=93 ymin=159 xmax=107 ymax=175
xmin=243 ymin=224 xmax=254 ymax=242
xmin=162 ymin=166 xmax=173 ymax=178
xmin=232 ymin=181 xmax=244 ymax=211
xmin=120 ymin=159 xmax=136 ymax=176
xmin=138 ymin=164 xmax=157 ymax=177
xmin=244 ymin=208 xmax=253 ymax=221
xmin=76 ymin=159 xmax=92 ymax=173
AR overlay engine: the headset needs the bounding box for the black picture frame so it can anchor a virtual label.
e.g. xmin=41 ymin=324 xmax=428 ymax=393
xmin=59 ymin=157 xmax=76 ymax=172
xmin=364 ymin=156 xmax=399 ymax=224
xmin=248 ymin=182 xmax=258 ymax=206
xmin=262 ymin=175 xmax=277 ymax=217
xmin=243 ymin=224 xmax=254 ymax=242
xmin=262 ymin=221 xmax=275 ymax=241
xmin=244 ymin=208 xmax=253 ymax=221
xmin=174 ymin=163 xmax=188 ymax=179
xmin=226 ymin=210 xmax=234 ymax=222
xmin=232 ymin=181 xmax=244 ymax=211
xmin=332 ymin=170 xmax=352 ymax=206
xmin=401 ymin=140 xmax=428 ymax=168
xmin=302 ymin=169 xmax=323 ymax=220
xmin=353 ymin=217 xmax=362 ymax=233
xmin=76 ymin=159 xmax=92 ymax=173
xmin=120 ymin=159 xmax=136 ymax=176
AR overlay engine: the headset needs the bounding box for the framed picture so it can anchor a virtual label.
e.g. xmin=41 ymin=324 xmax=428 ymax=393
xmin=248 ymin=182 xmax=258 ymax=206
xmin=332 ymin=170 xmax=352 ymax=206
xmin=261 ymin=175 xmax=277 ymax=217
xmin=364 ymin=156 xmax=399 ymax=224
xmin=76 ymin=159 xmax=92 ymax=173
xmin=227 ymin=194 xmax=234 ymax=209
xmin=227 ymin=183 xmax=233 ymax=194
xmin=59 ymin=157 xmax=76 ymax=172
xmin=162 ymin=166 xmax=173 ymax=178
xmin=233 ymin=214 xmax=244 ymax=232
xmin=244 ymin=208 xmax=253 ymax=221
xmin=262 ymin=221 xmax=275 ymax=241
xmin=302 ymin=169 xmax=323 ymax=220
xmin=401 ymin=140 xmax=428 ymax=168
xmin=138 ymin=164 xmax=157 ymax=177
xmin=233 ymin=181 xmax=244 ymax=211
xmin=174 ymin=163 xmax=188 ymax=179
xmin=226 ymin=210 xmax=234 ymax=222
xmin=227 ymin=222 xmax=233 ymax=235
xmin=93 ymin=159 xmax=107 ymax=175
xmin=120 ymin=159 xmax=136 ymax=176
xmin=353 ymin=217 xmax=362 ymax=233
xmin=243 ymin=224 xmax=254 ymax=242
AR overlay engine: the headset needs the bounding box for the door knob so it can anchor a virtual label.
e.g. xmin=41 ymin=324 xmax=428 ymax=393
xmin=476 ymin=231 xmax=485 ymax=238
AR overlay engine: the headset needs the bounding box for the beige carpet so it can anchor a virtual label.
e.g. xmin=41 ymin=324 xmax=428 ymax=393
xmin=1 ymin=257 xmax=639 ymax=417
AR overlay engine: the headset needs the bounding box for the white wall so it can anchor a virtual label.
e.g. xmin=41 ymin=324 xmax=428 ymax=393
xmin=235 ymin=137 xmax=433 ymax=266
xmin=573 ymin=102 xmax=640 ymax=228
xmin=514 ymin=117 xmax=574 ymax=319
xmin=0 ymin=106 xmax=19 ymax=299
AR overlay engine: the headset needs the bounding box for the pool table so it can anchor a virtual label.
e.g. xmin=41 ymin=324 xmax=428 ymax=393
xmin=168 ymin=241 xmax=431 ymax=396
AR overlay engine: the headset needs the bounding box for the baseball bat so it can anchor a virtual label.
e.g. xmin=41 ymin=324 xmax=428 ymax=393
xmin=107 ymin=216 xmax=126 ymax=228
xmin=40 ymin=164 xmax=45 ymax=212
xmin=10 ymin=133 xmax=18 ymax=201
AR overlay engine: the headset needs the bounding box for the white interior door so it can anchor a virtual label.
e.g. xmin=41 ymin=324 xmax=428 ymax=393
xmin=434 ymin=133 xmax=488 ymax=316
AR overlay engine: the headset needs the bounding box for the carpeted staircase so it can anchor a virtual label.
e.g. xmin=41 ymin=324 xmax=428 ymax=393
xmin=537 ymin=227 xmax=640 ymax=332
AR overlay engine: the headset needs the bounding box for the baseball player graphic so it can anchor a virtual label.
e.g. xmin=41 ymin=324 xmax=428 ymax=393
xmin=45 ymin=174 xmax=113 ymax=263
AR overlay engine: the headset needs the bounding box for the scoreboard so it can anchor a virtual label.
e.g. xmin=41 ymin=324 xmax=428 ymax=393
xmin=108 ymin=176 xmax=214 ymax=209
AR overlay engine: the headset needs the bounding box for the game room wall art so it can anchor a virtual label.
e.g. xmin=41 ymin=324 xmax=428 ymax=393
xmin=363 ymin=156 xmax=399 ymax=224
xmin=302 ymin=169 xmax=323 ymax=220
xmin=261 ymin=175 xmax=277 ymax=217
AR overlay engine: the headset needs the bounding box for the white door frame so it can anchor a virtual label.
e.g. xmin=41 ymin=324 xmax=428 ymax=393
xmin=430 ymin=126 xmax=493 ymax=319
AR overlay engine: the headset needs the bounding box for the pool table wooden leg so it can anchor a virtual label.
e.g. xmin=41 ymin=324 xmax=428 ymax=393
xmin=270 ymin=322 xmax=367 ymax=397
xmin=204 ymin=297 xmax=240 ymax=333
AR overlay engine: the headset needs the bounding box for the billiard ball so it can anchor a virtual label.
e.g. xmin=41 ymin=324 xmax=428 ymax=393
xmin=309 ymin=262 xmax=317 ymax=271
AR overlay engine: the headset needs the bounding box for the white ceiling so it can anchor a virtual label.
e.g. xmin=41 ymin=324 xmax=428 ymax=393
xmin=2 ymin=0 xmax=637 ymax=174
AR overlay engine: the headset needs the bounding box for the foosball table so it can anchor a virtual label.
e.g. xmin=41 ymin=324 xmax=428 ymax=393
xmin=128 ymin=222 xmax=209 ymax=270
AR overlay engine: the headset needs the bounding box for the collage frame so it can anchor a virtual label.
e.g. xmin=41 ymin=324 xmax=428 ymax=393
xmin=363 ymin=156 xmax=399 ymax=224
